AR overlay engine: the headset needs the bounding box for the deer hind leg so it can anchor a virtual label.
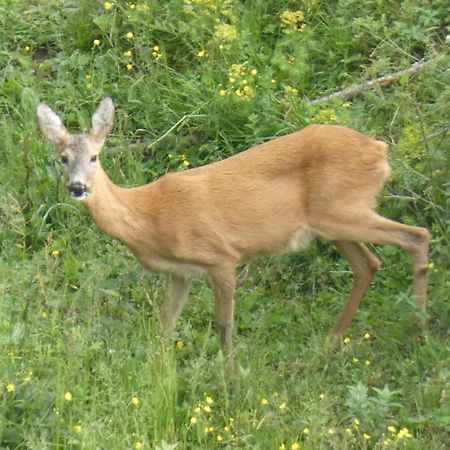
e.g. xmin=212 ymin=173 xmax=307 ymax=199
xmin=331 ymin=241 xmax=380 ymax=338
xmin=314 ymin=211 xmax=430 ymax=320
xmin=206 ymin=265 xmax=236 ymax=355
xmin=160 ymin=273 xmax=192 ymax=340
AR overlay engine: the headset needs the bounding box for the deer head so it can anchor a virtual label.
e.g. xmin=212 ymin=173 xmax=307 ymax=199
xmin=37 ymin=97 xmax=115 ymax=200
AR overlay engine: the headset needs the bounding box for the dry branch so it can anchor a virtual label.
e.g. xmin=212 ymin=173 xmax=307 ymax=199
xmin=309 ymin=58 xmax=438 ymax=106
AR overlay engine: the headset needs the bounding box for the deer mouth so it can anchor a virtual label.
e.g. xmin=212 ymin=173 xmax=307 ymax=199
xmin=68 ymin=182 xmax=89 ymax=200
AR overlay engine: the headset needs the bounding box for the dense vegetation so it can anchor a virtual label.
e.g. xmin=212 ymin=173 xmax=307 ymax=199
xmin=0 ymin=1 xmax=448 ymax=448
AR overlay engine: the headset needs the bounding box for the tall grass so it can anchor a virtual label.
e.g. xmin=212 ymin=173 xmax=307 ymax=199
xmin=1 ymin=1 xmax=449 ymax=448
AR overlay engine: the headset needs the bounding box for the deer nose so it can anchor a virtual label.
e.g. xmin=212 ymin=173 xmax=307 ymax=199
xmin=69 ymin=182 xmax=88 ymax=199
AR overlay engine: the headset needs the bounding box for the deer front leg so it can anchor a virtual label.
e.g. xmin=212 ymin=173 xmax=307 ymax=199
xmin=160 ymin=273 xmax=192 ymax=341
xmin=207 ymin=265 xmax=236 ymax=355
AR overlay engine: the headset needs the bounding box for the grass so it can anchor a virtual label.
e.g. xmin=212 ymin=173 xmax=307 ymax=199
xmin=1 ymin=0 xmax=449 ymax=449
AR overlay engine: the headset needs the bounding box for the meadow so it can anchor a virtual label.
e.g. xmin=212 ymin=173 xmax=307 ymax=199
xmin=0 ymin=0 xmax=449 ymax=449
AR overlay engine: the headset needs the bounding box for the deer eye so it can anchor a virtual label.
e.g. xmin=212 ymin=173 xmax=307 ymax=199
xmin=90 ymin=155 xmax=98 ymax=163
xmin=61 ymin=155 xmax=69 ymax=164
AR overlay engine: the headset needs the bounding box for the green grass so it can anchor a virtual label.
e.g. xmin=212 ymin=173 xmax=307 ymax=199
xmin=1 ymin=0 xmax=449 ymax=449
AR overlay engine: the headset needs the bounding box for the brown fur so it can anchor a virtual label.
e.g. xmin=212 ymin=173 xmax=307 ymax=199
xmin=37 ymin=98 xmax=430 ymax=354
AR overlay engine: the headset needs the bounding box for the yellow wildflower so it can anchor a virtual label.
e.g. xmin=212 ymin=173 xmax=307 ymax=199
xmin=190 ymin=417 xmax=199 ymax=425
xmin=280 ymin=10 xmax=306 ymax=34
xmin=51 ymin=249 xmax=60 ymax=257
xmin=427 ymin=262 xmax=434 ymax=270
xmin=135 ymin=442 xmax=143 ymax=450
xmin=344 ymin=337 xmax=351 ymax=344
xmin=365 ymin=360 xmax=371 ymax=366
xmin=219 ymin=89 xmax=228 ymax=97
xmin=124 ymin=50 xmax=133 ymax=57
xmin=328 ymin=428 xmax=335 ymax=435
xmin=363 ymin=332 xmax=371 ymax=340
xmin=104 ymin=2 xmax=113 ymax=10
xmin=302 ymin=427 xmax=310 ymax=435
xmin=126 ymin=32 xmax=134 ymax=39
xmin=6 ymin=383 xmax=15 ymax=393
xmin=287 ymin=86 xmax=299 ymax=96
xmin=64 ymin=391 xmax=73 ymax=401
xmin=24 ymin=46 xmax=31 ymax=52
xmin=197 ymin=50 xmax=207 ymax=58
xmin=319 ymin=393 xmax=326 ymax=400
xmin=352 ymin=357 xmax=359 ymax=364
xmin=363 ymin=433 xmax=371 ymax=440
xmin=130 ymin=3 xmax=136 ymax=9
xmin=291 ymin=443 xmax=301 ymax=450
xmin=261 ymin=398 xmax=269 ymax=405
xmin=74 ymin=425 xmax=82 ymax=433
xmin=41 ymin=310 xmax=49 ymax=319
xmin=176 ymin=340 xmax=185 ymax=349
xmin=214 ymin=23 xmax=238 ymax=42
xmin=354 ymin=418 xmax=360 ymax=427
xmin=203 ymin=405 xmax=212 ymax=413
xmin=251 ymin=68 xmax=258 ymax=76
xmin=127 ymin=64 xmax=133 ymax=71
xmin=279 ymin=445 xmax=286 ymax=450
xmin=205 ymin=396 xmax=214 ymax=404
xmin=131 ymin=396 xmax=140 ymax=406
xmin=397 ymin=428 xmax=413 ymax=439
xmin=152 ymin=48 xmax=163 ymax=60
xmin=229 ymin=63 xmax=245 ymax=78
xmin=279 ymin=402 xmax=287 ymax=411
xmin=216 ymin=434 xmax=223 ymax=442
xmin=387 ymin=425 xmax=397 ymax=433
xmin=93 ymin=39 xmax=101 ymax=46
xmin=23 ymin=371 xmax=33 ymax=383
xmin=313 ymin=108 xmax=338 ymax=124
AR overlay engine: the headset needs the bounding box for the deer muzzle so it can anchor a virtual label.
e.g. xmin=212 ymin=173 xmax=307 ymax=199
xmin=69 ymin=182 xmax=89 ymax=200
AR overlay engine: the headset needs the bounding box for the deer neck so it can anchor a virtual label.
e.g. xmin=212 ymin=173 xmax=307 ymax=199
xmin=82 ymin=166 xmax=153 ymax=248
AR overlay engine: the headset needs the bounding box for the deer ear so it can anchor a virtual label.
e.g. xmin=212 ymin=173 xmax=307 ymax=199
xmin=90 ymin=97 xmax=115 ymax=142
xmin=37 ymin=103 xmax=70 ymax=147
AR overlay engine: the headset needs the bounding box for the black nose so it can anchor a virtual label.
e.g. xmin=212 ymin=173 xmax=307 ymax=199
xmin=69 ymin=183 xmax=87 ymax=198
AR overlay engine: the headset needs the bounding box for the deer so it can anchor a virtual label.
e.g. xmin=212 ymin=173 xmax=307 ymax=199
xmin=37 ymin=97 xmax=430 ymax=355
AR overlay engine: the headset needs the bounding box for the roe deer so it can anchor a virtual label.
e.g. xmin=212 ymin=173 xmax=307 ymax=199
xmin=37 ymin=97 xmax=430 ymax=354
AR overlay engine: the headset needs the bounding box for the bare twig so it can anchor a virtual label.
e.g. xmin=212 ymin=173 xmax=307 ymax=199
xmin=106 ymin=112 xmax=207 ymax=154
xmin=420 ymin=125 xmax=449 ymax=142
xmin=107 ymin=141 xmax=145 ymax=154
xmin=309 ymin=58 xmax=439 ymax=105
xmin=146 ymin=113 xmax=206 ymax=151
